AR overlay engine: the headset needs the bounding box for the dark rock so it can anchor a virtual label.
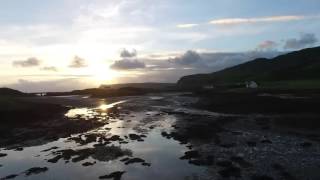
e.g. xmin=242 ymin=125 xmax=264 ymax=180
xmin=216 ymin=160 xmax=233 ymax=167
xmin=272 ymin=163 xmax=297 ymax=180
xmin=24 ymin=167 xmax=48 ymax=176
xmin=14 ymin=147 xmax=23 ymax=151
xmin=82 ymin=161 xmax=96 ymax=166
xmin=99 ymin=171 xmax=125 ymax=180
xmin=119 ymin=141 xmax=128 ymax=144
xmin=220 ymin=143 xmax=236 ymax=148
xmin=231 ymin=131 xmax=243 ymax=135
xmin=161 ymin=132 xmax=171 ymax=139
xmin=124 ymin=158 xmax=145 ymax=165
xmin=1 ymin=174 xmax=18 ymax=179
xmin=47 ymin=155 xmax=62 ymax=163
xmin=0 ymin=153 xmax=7 ymax=158
xmin=261 ymin=139 xmax=272 ymax=144
xmin=142 ymin=162 xmax=151 ymax=166
xmin=41 ymin=146 xmax=59 ymax=152
xmin=247 ymin=141 xmax=257 ymax=147
xmin=128 ymin=134 xmax=143 ymax=141
xmin=230 ymin=156 xmax=253 ymax=168
xmin=300 ymin=142 xmax=312 ymax=148
xmin=218 ymin=166 xmax=241 ymax=178
xmin=108 ymin=135 xmax=123 ymax=141
xmin=180 ymin=150 xmax=200 ymax=160
xmin=120 ymin=157 xmax=130 ymax=162
xmin=188 ymin=155 xmax=214 ymax=166
xmin=48 ymin=146 xmax=131 ymax=164
xmin=251 ymin=175 xmax=274 ymax=180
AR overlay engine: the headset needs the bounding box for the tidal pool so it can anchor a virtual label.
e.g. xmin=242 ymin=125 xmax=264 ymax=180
xmin=0 ymin=95 xmax=210 ymax=180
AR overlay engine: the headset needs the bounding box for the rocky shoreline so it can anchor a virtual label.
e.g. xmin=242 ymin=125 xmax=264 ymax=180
xmin=0 ymin=93 xmax=320 ymax=179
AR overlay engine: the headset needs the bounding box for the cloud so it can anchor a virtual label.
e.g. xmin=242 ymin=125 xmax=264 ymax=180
xmin=169 ymin=50 xmax=203 ymax=66
xmin=284 ymin=33 xmax=318 ymax=49
xmin=69 ymin=56 xmax=88 ymax=68
xmin=114 ymin=50 xmax=284 ymax=84
xmin=40 ymin=66 xmax=58 ymax=72
xmin=120 ymin=49 xmax=137 ymax=58
xmin=12 ymin=57 xmax=41 ymax=67
xmin=201 ymin=51 xmax=282 ymax=70
xmin=164 ymin=50 xmax=283 ymax=72
xmin=209 ymin=15 xmax=306 ymax=25
xmin=176 ymin=24 xmax=199 ymax=28
xmin=110 ymin=49 xmax=145 ymax=70
xmin=110 ymin=59 xmax=145 ymax=70
xmin=257 ymin=40 xmax=278 ymax=50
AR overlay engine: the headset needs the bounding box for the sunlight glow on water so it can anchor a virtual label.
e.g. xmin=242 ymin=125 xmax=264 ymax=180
xmin=65 ymin=108 xmax=91 ymax=118
xmin=64 ymin=100 xmax=127 ymax=119
xmin=99 ymin=100 xmax=127 ymax=111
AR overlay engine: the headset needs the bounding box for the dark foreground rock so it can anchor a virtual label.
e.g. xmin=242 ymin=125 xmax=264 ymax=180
xmin=82 ymin=161 xmax=96 ymax=166
xmin=99 ymin=171 xmax=125 ymax=180
xmin=0 ymin=153 xmax=7 ymax=158
xmin=124 ymin=158 xmax=145 ymax=165
xmin=0 ymin=174 xmax=18 ymax=180
xmin=48 ymin=145 xmax=132 ymax=164
xmin=163 ymin=92 xmax=320 ymax=179
xmin=24 ymin=167 xmax=48 ymax=176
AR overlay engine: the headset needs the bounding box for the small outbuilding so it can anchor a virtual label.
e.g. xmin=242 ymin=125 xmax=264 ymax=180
xmin=245 ymin=81 xmax=258 ymax=88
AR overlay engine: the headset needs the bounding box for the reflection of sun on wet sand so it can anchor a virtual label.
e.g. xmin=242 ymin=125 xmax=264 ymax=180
xmin=99 ymin=100 xmax=127 ymax=111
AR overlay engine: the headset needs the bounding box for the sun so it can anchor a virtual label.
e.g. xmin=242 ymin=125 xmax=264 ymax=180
xmin=90 ymin=65 xmax=118 ymax=84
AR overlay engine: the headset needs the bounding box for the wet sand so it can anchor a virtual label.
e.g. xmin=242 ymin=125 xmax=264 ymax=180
xmin=1 ymin=93 xmax=320 ymax=180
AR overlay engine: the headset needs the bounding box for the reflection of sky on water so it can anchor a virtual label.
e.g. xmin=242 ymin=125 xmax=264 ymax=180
xmin=0 ymin=129 xmax=206 ymax=180
xmin=0 ymin=96 xmax=209 ymax=180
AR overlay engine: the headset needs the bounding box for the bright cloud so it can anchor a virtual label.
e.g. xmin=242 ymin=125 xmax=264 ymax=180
xmin=209 ymin=15 xmax=307 ymax=25
xmin=176 ymin=24 xmax=199 ymax=28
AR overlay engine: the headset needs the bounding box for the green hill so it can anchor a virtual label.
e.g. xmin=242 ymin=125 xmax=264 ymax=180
xmin=177 ymin=46 xmax=320 ymax=89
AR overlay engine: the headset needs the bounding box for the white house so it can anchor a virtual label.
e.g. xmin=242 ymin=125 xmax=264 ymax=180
xmin=246 ymin=81 xmax=258 ymax=88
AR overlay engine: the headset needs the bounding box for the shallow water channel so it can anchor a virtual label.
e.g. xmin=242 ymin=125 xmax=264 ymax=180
xmin=0 ymin=94 xmax=210 ymax=180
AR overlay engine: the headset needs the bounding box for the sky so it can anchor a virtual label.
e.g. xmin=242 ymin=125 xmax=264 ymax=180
xmin=0 ymin=0 xmax=319 ymax=92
